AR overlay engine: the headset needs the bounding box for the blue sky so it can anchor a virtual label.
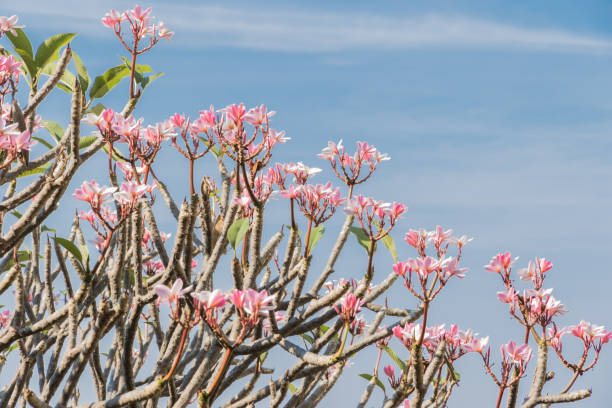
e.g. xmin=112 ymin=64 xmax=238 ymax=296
xmin=3 ymin=1 xmax=612 ymax=406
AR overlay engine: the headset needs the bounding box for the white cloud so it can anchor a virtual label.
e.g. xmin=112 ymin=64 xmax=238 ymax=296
xmin=5 ymin=1 xmax=612 ymax=54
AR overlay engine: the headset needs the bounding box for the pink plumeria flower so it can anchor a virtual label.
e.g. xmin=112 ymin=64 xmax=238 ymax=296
xmin=484 ymin=252 xmax=518 ymax=274
xmin=502 ymin=341 xmax=532 ymax=364
xmin=156 ymin=21 xmax=173 ymax=40
xmin=127 ymin=5 xmax=152 ymax=22
xmin=0 ymin=15 xmax=24 ymax=36
xmin=154 ymin=278 xmax=192 ymax=306
xmin=0 ymin=309 xmax=11 ymax=329
xmin=570 ymin=321 xmax=612 ymax=347
xmin=392 ymin=261 xmax=409 ymax=277
xmin=101 ymin=9 xmax=124 ymax=27
xmin=73 ymin=180 xmax=117 ymax=209
xmin=221 ymin=103 xmax=246 ymax=125
xmin=463 ymin=335 xmax=489 ymax=353
xmin=393 ymin=322 xmax=426 ymax=348
xmin=192 ymin=289 xmax=227 ymax=310
xmin=244 ymin=104 xmax=275 ymax=127
xmin=78 ymin=210 xmax=96 ymax=225
xmin=429 ymin=225 xmax=453 ymax=247
xmin=497 ymin=287 xmax=516 ymax=304
xmin=243 ymin=289 xmax=276 ymax=317
xmin=334 ymin=293 xmax=364 ymax=324
xmin=113 ymin=181 xmax=151 ymax=206
xmin=439 ymin=256 xmax=468 ymax=279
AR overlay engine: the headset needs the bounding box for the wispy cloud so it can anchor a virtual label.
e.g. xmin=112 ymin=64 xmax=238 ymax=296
xmin=5 ymin=1 xmax=612 ymax=54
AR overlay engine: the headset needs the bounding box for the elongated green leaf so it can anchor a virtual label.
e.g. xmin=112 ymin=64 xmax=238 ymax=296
xmin=119 ymin=56 xmax=153 ymax=73
xmin=227 ymin=218 xmax=249 ymax=250
xmin=11 ymin=210 xmax=22 ymax=218
xmin=5 ymin=28 xmax=37 ymax=79
xmin=199 ymin=137 xmax=222 ymax=158
xmin=43 ymin=120 xmax=64 ymax=144
xmin=17 ymin=162 xmax=51 ymax=178
xmin=31 ymin=136 xmax=53 ymax=150
xmin=89 ymin=65 xmax=130 ymax=99
xmin=39 ymin=61 xmax=77 ymax=93
xmin=72 ymin=51 xmax=90 ymax=92
xmin=41 ymin=225 xmax=56 ymax=233
xmin=259 ymin=351 xmax=268 ymax=362
xmin=382 ymin=346 xmax=407 ymax=372
xmin=80 ymin=243 xmax=89 ymax=269
xmin=138 ymin=72 xmax=163 ymax=90
xmin=288 ymin=383 xmax=297 ymax=394
xmin=301 ymin=333 xmax=314 ymax=345
xmin=349 ymin=226 xmax=376 ymax=255
xmin=118 ymin=56 xmax=163 ymax=90
xmin=35 ymin=33 xmax=76 ymax=70
xmin=79 ymin=135 xmax=98 ymax=149
xmin=307 ymin=225 xmax=325 ymax=253
xmin=85 ymin=103 xmax=106 ymax=116
xmin=54 ymin=237 xmax=82 ymax=264
xmin=359 ymin=373 xmax=386 ymax=393
xmin=381 ymin=233 xmax=397 ymax=263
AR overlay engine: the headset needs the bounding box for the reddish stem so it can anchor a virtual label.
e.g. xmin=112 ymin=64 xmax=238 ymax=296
xmin=189 ymin=158 xmax=195 ymax=196
xmin=164 ymin=324 xmax=189 ymax=381
xmin=495 ymin=386 xmax=505 ymax=408
xmin=303 ymin=217 xmax=313 ymax=257
xmin=129 ymin=44 xmax=138 ymax=98
xmin=205 ymin=347 xmax=233 ymax=398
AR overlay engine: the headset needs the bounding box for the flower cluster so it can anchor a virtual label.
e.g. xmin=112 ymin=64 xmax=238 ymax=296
xmin=318 ymin=140 xmax=389 ymax=188
xmin=0 ymin=117 xmax=36 ymax=168
xmin=344 ymin=195 xmax=405 ymax=241
xmin=0 ymin=54 xmax=22 ymax=95
xmin=102 ymin=5 xmax=173 ymax=45
xmin=334 ymin=293 xmax=364 ymax=324
xmin=395 ymin=226 xmax=469 ymax=303
xmin=282 ymin=182 xmax=345 ymax=226
xmin=74 ymin=179 xmax=155 ymax=246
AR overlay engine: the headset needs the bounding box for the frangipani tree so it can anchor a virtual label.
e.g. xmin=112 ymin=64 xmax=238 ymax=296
xmin=0 ymin=7 xmax=607 ymax=408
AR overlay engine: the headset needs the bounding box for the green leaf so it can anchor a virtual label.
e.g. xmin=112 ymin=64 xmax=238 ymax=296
xmin=5 ymin=28 xmax=37 ymax=79
xmin=382 ymin=346 xmax=407 ymax=372
xmin=41 ymin=225 xmax=56 ymax=233
xmin=72 ymin=51 xmax=90 ymax=92
xmin=287 ymin=383 xmax=297 ymax=394
xmin=307 ymin=225 xmax=325 ymax=253
xmin=39 ymin=61 xmax=77 ymax=93
xmin=80 ymin=243 xmax=89 ymax=270
xmin=301 ymin=334 xmax=314 ymax=345
xmin=31 ymin=136 xmax=54 ymax=150
xmin=381 ymin=233 xmax=397 ymax=263
xmin=119 ymin=56 xmax=153 ymax=74
xmin=89 ymin=65 xmax=130 ymax=99
xmin=119 ymin=56 xmax=163 ymax=90
xmin=138 ymin=72 xmax=164 ymax=90
xmin=227 ymin=218 xmax=249 ymax=251
xmin=85 ymin=103 xmax=107 ymax=116
xmin=259 ymin=351 xmax=268 ymax=362
xmin=359 ymin=374 xmax=386 ymax=393
xmin=53 ymin=237 xmax=82 ymax=264
xmin=199 ymin=137 xmax=223 ymax=158
xmin=34 ymin=33 xmax=76 ymax=71
xmin=79 ymin=135 xmax=98 ymax=149
xmin=17 ymin=162 xmax=51 ymax=178
xmin=349 ymin=226 xmax=376 ymax=255
xmin=453 ymin=370 xmax=460 ymax=381
xmin=43 ymin=120 xmax=64 ymax=144
xmin=11 ymin=210 xmax=22 ymax=218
